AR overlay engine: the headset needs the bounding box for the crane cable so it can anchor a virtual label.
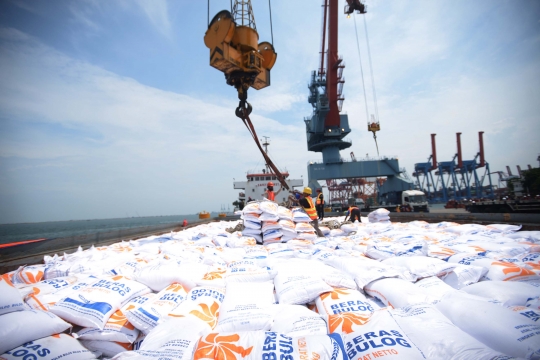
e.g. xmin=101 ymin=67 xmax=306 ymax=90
xmin=363 ymin=15 xmax=380 ymax=124
xmin=353 ymin=13 xmax=379 ymax=156
xmin=268 ymin=0 xmax=274 ymax=46
xmin=236 ymin=107 xmax=290 ymax=191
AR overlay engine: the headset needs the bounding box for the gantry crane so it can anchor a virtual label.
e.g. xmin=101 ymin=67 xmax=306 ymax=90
xmin=305 ymin=0 xmax=413 ymax=205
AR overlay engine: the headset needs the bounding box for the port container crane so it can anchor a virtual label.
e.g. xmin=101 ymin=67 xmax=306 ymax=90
xmin=304 ymin=0 xmax=413 ymax=207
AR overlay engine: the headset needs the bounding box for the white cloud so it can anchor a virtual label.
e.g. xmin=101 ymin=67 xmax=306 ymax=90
xmin=134 ymin=0 xmax=172 ymax=39
xmin=0 ymin=28 xmax=310 ymax=222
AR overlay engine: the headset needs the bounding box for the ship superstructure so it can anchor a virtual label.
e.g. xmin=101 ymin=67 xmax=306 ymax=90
xmin=233 ymin=137 xmax=303 ymax=204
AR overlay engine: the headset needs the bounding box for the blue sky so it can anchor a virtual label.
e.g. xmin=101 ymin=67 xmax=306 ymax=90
xmin=0 ymin=0 xmax=539 ymax=223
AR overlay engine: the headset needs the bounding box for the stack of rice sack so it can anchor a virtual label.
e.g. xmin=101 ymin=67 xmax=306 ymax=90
xmin=367 ymin=208 xmax=391 ymax=223
xmin=2 ymin=217 xmax=540 ymax=359
xmin=241 ymin=200 xmax=319 ymax=244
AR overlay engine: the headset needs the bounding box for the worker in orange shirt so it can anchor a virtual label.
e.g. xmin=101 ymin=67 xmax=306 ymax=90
xmin=344 ymin=205 xmax=360 ymax=223
xmin=298 ymin=187 xmax=325 ymax=237
xmin=315 ymin=188 xmax=325 ymax=220
xmin=264 ymin=181 xmax=282 ymax=202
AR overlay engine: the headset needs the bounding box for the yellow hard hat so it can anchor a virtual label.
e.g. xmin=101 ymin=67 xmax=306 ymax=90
xmin=303 ymin=187 xmax=312 ymax=195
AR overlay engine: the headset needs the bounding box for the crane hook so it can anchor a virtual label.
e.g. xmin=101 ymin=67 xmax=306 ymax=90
xmin=235 ymin=85 xmax=252 ymax=118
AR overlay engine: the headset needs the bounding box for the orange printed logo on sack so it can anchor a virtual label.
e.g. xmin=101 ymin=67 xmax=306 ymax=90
xmin=166 ymin=283 xmax=186 ymax=293
xmin=431 ymin=247 xmax=455 ymax=257
xmin=111 ymin=275 xmax=125 ymax=281
xmin=328 ymin=313 xmax=370 ymax=334
xmin=23 ymin=270 xmax=44 ymax=284
xmin=108 ymin=310 xmax=135 ymax=330
xmin=525 ymin=262 xmax=540 ymax=271
xmin=320 ymin=289 xmax=350 ymax=301
xmin=203 ymin=270 xmax=226 ymax=280
xmin=194 ymin=333 xmax=253 ymax=360
xmin=190 ymin=301 xmax=220 ymax=329
xmin=492 ymin=262 xmax=537 ymax=280
xmin=1 ymin=274 xmax=14 ymax=286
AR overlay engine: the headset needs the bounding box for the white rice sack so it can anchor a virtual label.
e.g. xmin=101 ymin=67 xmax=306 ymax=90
xmin=242 ymin=228 xmax=262 ymax=237
xmin=343 ymin=309 xmax=426 ymax=360
xmin=508 ymin=305 xmax=540 ymax=322
xmin=241 ymin=247 xmax=269 ymax=268
xmin=260 ymin=213 xmax=280 ymax=222
xmin=366 ymin=240 xmax=428 ymax=261
xmin=124 ymin=283 xmax=188 ymax=334
xmin=292 ymin=208 xmax=312 ymax=222
xmin=370 ymin=208 xmax=390 ymax=216
xmin=277 ymin=206 xmax=293 ymax=221
xmin=309 ymin=263 xmax=357 ymax=290
xmin=243 ymin=202 xmax=263 ymax=214
xmin=0 ymin=275 xmax=25 ymax=315
xmin=243 ymin=217 xmax=262 ymax=230
xmin=527 ymin=297 xmax=540 ymax=310
xmin=216 ymin=281 xmax=276 ymax=332
xmin=460 ymin=280 xmax=540 ymax=307
xmin=268 ymin=246 xmax=295 ymax=258
xmin=270 ymin=304 xmax=328 ymax=337
xmin=287 ymin=239 xmax=313 ymax=249
xmin=167 ymin=286 xmax=225 ymax=330
xmin=263 ymin=228 xmax=284 ymax=241
xmin=330 ymin=228 xmax=346 ymax=237
xmin=447 ymin=253 xmax=494 ymax=267
xmin=272 ymin=259 xmax=333 ymax=305
xmin=262 ymin=220 xmax=282 ymax=233
xmin=436 ymin=291 xmax=540 ymax=359
xmin=324 ymin=256 xmax=405 ymax=289
xmin=194 ymin=331 xmax=348 ymax=360
xmin=427 ymin=244 xmax=457 ymax=260
xmin=279 ymin=219 xmax=296 ymax=232
xmin=11 ymin=265 xmax=46 ymax=285
xmin=340 ymin=223 xmax=357 ymax=234
xmin=74 ymin=303 xmax=140 ymax=343
xmin=487 ymin=224 xmax=523 ymax=232
xmin=133 ymin=262 xmax=209 ymax=292
xmin=0 ymin=309 xmax=72 ymax=354
xmin=0 ymin=334 xmax=96 ymax=360
xmin=50 ymin=275 xmax=151 ymax=329
xmin=21 ymin=275 xmax=79 ymax=299
xmin=26 ymin=275 xmax=98 ymax=311
xmin=315 ymin=288 xmax=375 ymax=334
xmin=484 ymin=261 xmax=540 ymax=283
xmin=440 ymin=264 xmax=488 ymax=289
xmin=365 ymin=278 xmax=436 ymax=309
xmin=320 ymin=226 xmax=331 ymax=235
xmin=297 ymin=232 xmax=317 ymax=241
xmin=228 ymin=236 xmax=258 ymax=247
xmin=414 ymin=277 xmax=456 ymax=302
xmin=296 ymin=222 xmax=315 ymax=233
xmin=391 ymin=304 xmax=511 ymax=360
xmin=260 ymin=200 xmax=279 ymax=215
xmin=79 ymin=340 xmax=131 ymax=358
xmin=112 ymin=317 xmax=208 ymax=360
xmin=382 ymin=256 xmax=458 ymax=279
xmin=196 ymin=267 xmax=226 ymax=288
xmin=225 ymin=264 xmax=276 ymax=283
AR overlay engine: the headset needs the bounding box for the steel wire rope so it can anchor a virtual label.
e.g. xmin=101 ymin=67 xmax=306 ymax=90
xmin=268 ymin=0 xmax=274 ymax=45
xmin=354 ymin=13 xmax=379 ymax=156
xmin=237 ymin=109 xmax=290 ymax=191
xmin=353 ymin=14 xmax=370 ymax=129
xmin=363 ymin=15 xmax=379 ymax=123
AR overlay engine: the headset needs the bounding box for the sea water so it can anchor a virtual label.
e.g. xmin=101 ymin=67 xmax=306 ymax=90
xmin=0 ymin=214 xmax=206 ymax=245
